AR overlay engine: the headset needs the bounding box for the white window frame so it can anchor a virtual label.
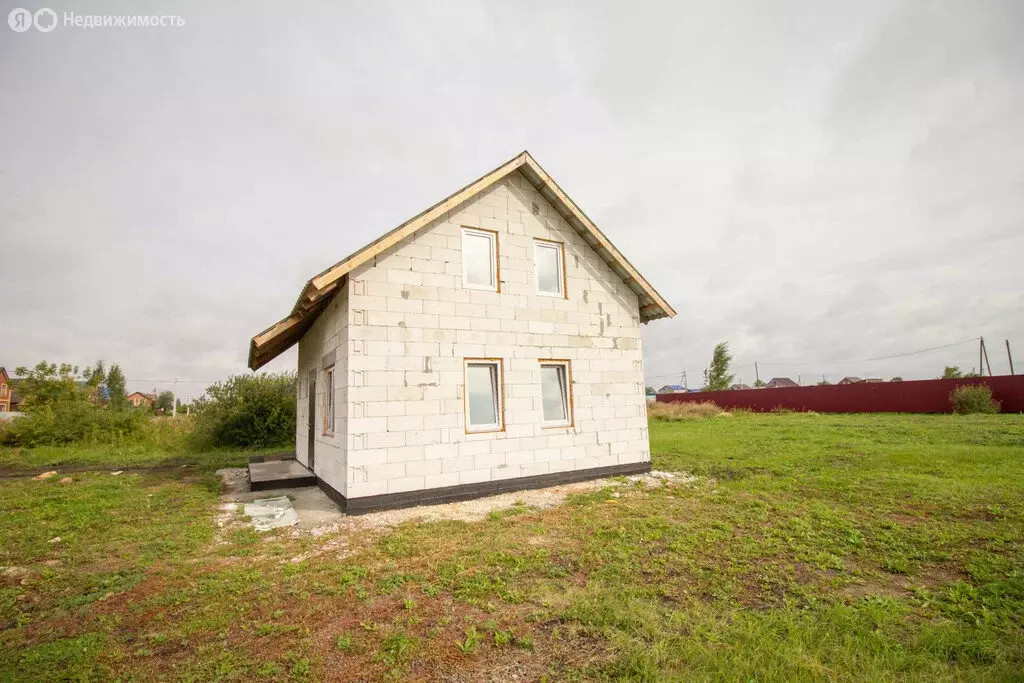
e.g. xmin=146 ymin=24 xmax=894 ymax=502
xmin=323 ymin=366 xmax=335 ymax=436
xmin=461 ymin=227 xmax=499 ymax=292
xmin=534 ymin=239 xmax=565 ymax=298
xmin=463 ymin=358 xmax=504 ymax=433
xmin=539 ymin=359 xmax=573 ymax=427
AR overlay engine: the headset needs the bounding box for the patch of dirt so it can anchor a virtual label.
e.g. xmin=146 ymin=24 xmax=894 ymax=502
xmin=839 ymin=574 xmax=910 ymax=601
xmin=837 ymin=560 xmax=970 ymax=601
xmin=914 ymin=562 xmax=970 ymax=588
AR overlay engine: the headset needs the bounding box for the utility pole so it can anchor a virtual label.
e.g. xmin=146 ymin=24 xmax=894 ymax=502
xmin=1007 ymin=340 xmax=1015 ymax=375
xmin=979 ymin=338 xmax=984 ymax=377
xmin=755 ymin=362 xmax=760 ymax=386
xmin=981 ymin=338 xmax=992 ymax=377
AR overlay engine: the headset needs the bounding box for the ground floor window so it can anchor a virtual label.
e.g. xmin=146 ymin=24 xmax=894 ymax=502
xmin=539 ymin=359 xmax=572 ymax=427
xmin=323 ymin=366 xmax=335 ymax=435
xmin=464 ymin=358 xmax=504 ymax=432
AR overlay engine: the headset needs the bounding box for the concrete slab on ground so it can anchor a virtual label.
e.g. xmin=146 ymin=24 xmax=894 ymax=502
xmin=243 ymin=496 xmax=299 ymax=532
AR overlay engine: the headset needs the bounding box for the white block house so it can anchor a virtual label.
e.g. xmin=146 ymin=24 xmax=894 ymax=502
xmin=248 ymin=151 xmax=675 ymax=513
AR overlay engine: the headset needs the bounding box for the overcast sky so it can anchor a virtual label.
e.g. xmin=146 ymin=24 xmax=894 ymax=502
xmin=2 ymin=0 xmax=1022 ymax=399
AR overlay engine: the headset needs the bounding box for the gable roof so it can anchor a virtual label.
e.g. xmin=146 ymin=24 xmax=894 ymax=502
xmin=248 ymin=150 xmax=676 ymax=370
xmin=766 ymin=377 xmax=799 ymax=388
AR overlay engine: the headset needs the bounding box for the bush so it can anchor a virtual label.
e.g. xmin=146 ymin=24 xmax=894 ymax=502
xmin=950 ymin=384 xmax=1000 ymax=414
xmin=648 ymin=401 xmax=725 ymax=420
xmin=0 ymin=402 xmax=150 ymax=447
xmin=191 ymin=373 xmax=296 ymax=449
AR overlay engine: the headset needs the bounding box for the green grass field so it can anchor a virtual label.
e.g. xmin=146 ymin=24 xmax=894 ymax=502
xmin=1 ymin=413 xmax=1022 ymax=681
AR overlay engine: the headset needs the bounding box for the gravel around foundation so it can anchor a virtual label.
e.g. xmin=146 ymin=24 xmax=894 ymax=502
xmin=216 ymin=467 xmax=696 ymax=538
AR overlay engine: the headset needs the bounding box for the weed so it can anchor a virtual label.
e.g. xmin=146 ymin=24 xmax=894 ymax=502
xmin=377 ymin=632 xmax=417 ymax=665
xmin=647 ymin=401 xmax=724 ymax=420
xmin=335 ymin=632 xmax=354 ymax=652
xmin=455 ymin=626 xmax=482 ymax=655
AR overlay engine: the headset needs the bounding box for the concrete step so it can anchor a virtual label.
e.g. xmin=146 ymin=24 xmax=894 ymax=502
xmin=248 ymin=458 xmax=316 ymax=491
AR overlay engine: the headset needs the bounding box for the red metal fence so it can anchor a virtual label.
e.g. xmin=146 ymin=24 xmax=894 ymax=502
xmin=657 ymin=375 xmax=1024 ymax=413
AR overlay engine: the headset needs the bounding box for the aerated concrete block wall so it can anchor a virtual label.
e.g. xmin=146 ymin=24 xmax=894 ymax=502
xmin=296 ymin=285 xmax=349 ymax=494
xmin=340 ymin=170 xmax=649 ymax=500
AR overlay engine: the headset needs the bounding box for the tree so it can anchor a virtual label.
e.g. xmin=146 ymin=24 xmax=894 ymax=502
xmin=644 ymin=386 xmax=655 ymax=396
xmin=817 ymin=379 xmax=832 ymax=386
xmin=14 ymin=362 xmax=81 ymax=408
xmin=81 ymin=361 xmax=106 ymax=387
xmin=154 ymin=391 xmax=175 ymax=414
xmin=942 ymin=366 xmax=963 ymax=379
xmin=80 ymin=361 xmax=107 ymax=405
xmin=753 ymin=378 xmax=766 ymax=388
xmin=702 ymin=342 xmax=735 ymax=392
xmin=890 ymin=376 xmax=903 ymax=382
xmin=106 ymin=364 xmax=127 ymax=410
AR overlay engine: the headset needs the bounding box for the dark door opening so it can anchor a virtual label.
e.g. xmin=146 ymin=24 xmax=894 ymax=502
xmin=307 ymin=370 xmax=316 ymax=472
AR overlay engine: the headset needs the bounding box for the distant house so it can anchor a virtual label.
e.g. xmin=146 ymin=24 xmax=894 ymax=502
xmin=658 ymin=385 xmax=689 ymax=394
xmin=765 ymin=377 xmax=799 ymax=389
xmin=730 ymin=383 xmax=752 ymax=391
xmin=127 ymin=391 xmax=156 ymax=408
xmin=0 ymin=368 xmax=10 ymax=412
xmin=838 ymin=377 xmax=883 ymax=385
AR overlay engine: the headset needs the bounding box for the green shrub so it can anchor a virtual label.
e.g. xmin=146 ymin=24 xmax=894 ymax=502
xmin=0 ymin=402 xmax=150 ymax=447
xmin=191 ymin=373 xmax=295 ymax=449
xmin=950 ymin=384 xmax=1000 ymax=415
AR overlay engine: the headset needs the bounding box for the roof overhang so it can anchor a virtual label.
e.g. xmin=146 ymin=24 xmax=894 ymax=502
xmin=247 ymin=150 xmax=675 ymax=370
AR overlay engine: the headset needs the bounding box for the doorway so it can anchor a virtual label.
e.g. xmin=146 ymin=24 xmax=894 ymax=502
xmin=307 ymin=370 xmax=316 ymax=472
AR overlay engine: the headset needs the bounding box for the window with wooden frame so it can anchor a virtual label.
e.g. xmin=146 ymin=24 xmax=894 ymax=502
xmin=463 ymin=358 xmax=504 ymax=432
xmin=539 ymin=359 xmax=573 ymax=427
xmin=322 ymin=366 xmax=335 ymax=435
xmin=534 ymin=239 xmax=566 ymax=297
xmin=462 ymin=227 xmax=499 ymax=291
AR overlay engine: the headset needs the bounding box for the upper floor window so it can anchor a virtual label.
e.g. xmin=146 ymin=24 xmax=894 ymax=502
xmin=462 ymin=228 xmax=499 ymax=291
xmin=534 ymin=239 xmax=565 ymax=297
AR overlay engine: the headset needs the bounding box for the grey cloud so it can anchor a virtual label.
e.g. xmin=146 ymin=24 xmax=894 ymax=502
xmin=0 ymin=0 xmax=1022 ymax=397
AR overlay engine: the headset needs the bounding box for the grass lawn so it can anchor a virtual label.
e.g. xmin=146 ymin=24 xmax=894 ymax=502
xmin=1 ymin=413 xmax=1022 ymax=681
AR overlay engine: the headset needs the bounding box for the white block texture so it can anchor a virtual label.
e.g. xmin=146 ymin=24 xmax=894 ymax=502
xmin=297 ymin=171 xmax=651 ymax=501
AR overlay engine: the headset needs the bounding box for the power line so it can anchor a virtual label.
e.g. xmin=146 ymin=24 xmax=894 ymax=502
xmin=125 ymin=378 xmax=217 ymax=384
xmin=755 ymin=337 xmax=979 ymax=367
xmin=647 ymin=336 xmax=982 ymax=383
